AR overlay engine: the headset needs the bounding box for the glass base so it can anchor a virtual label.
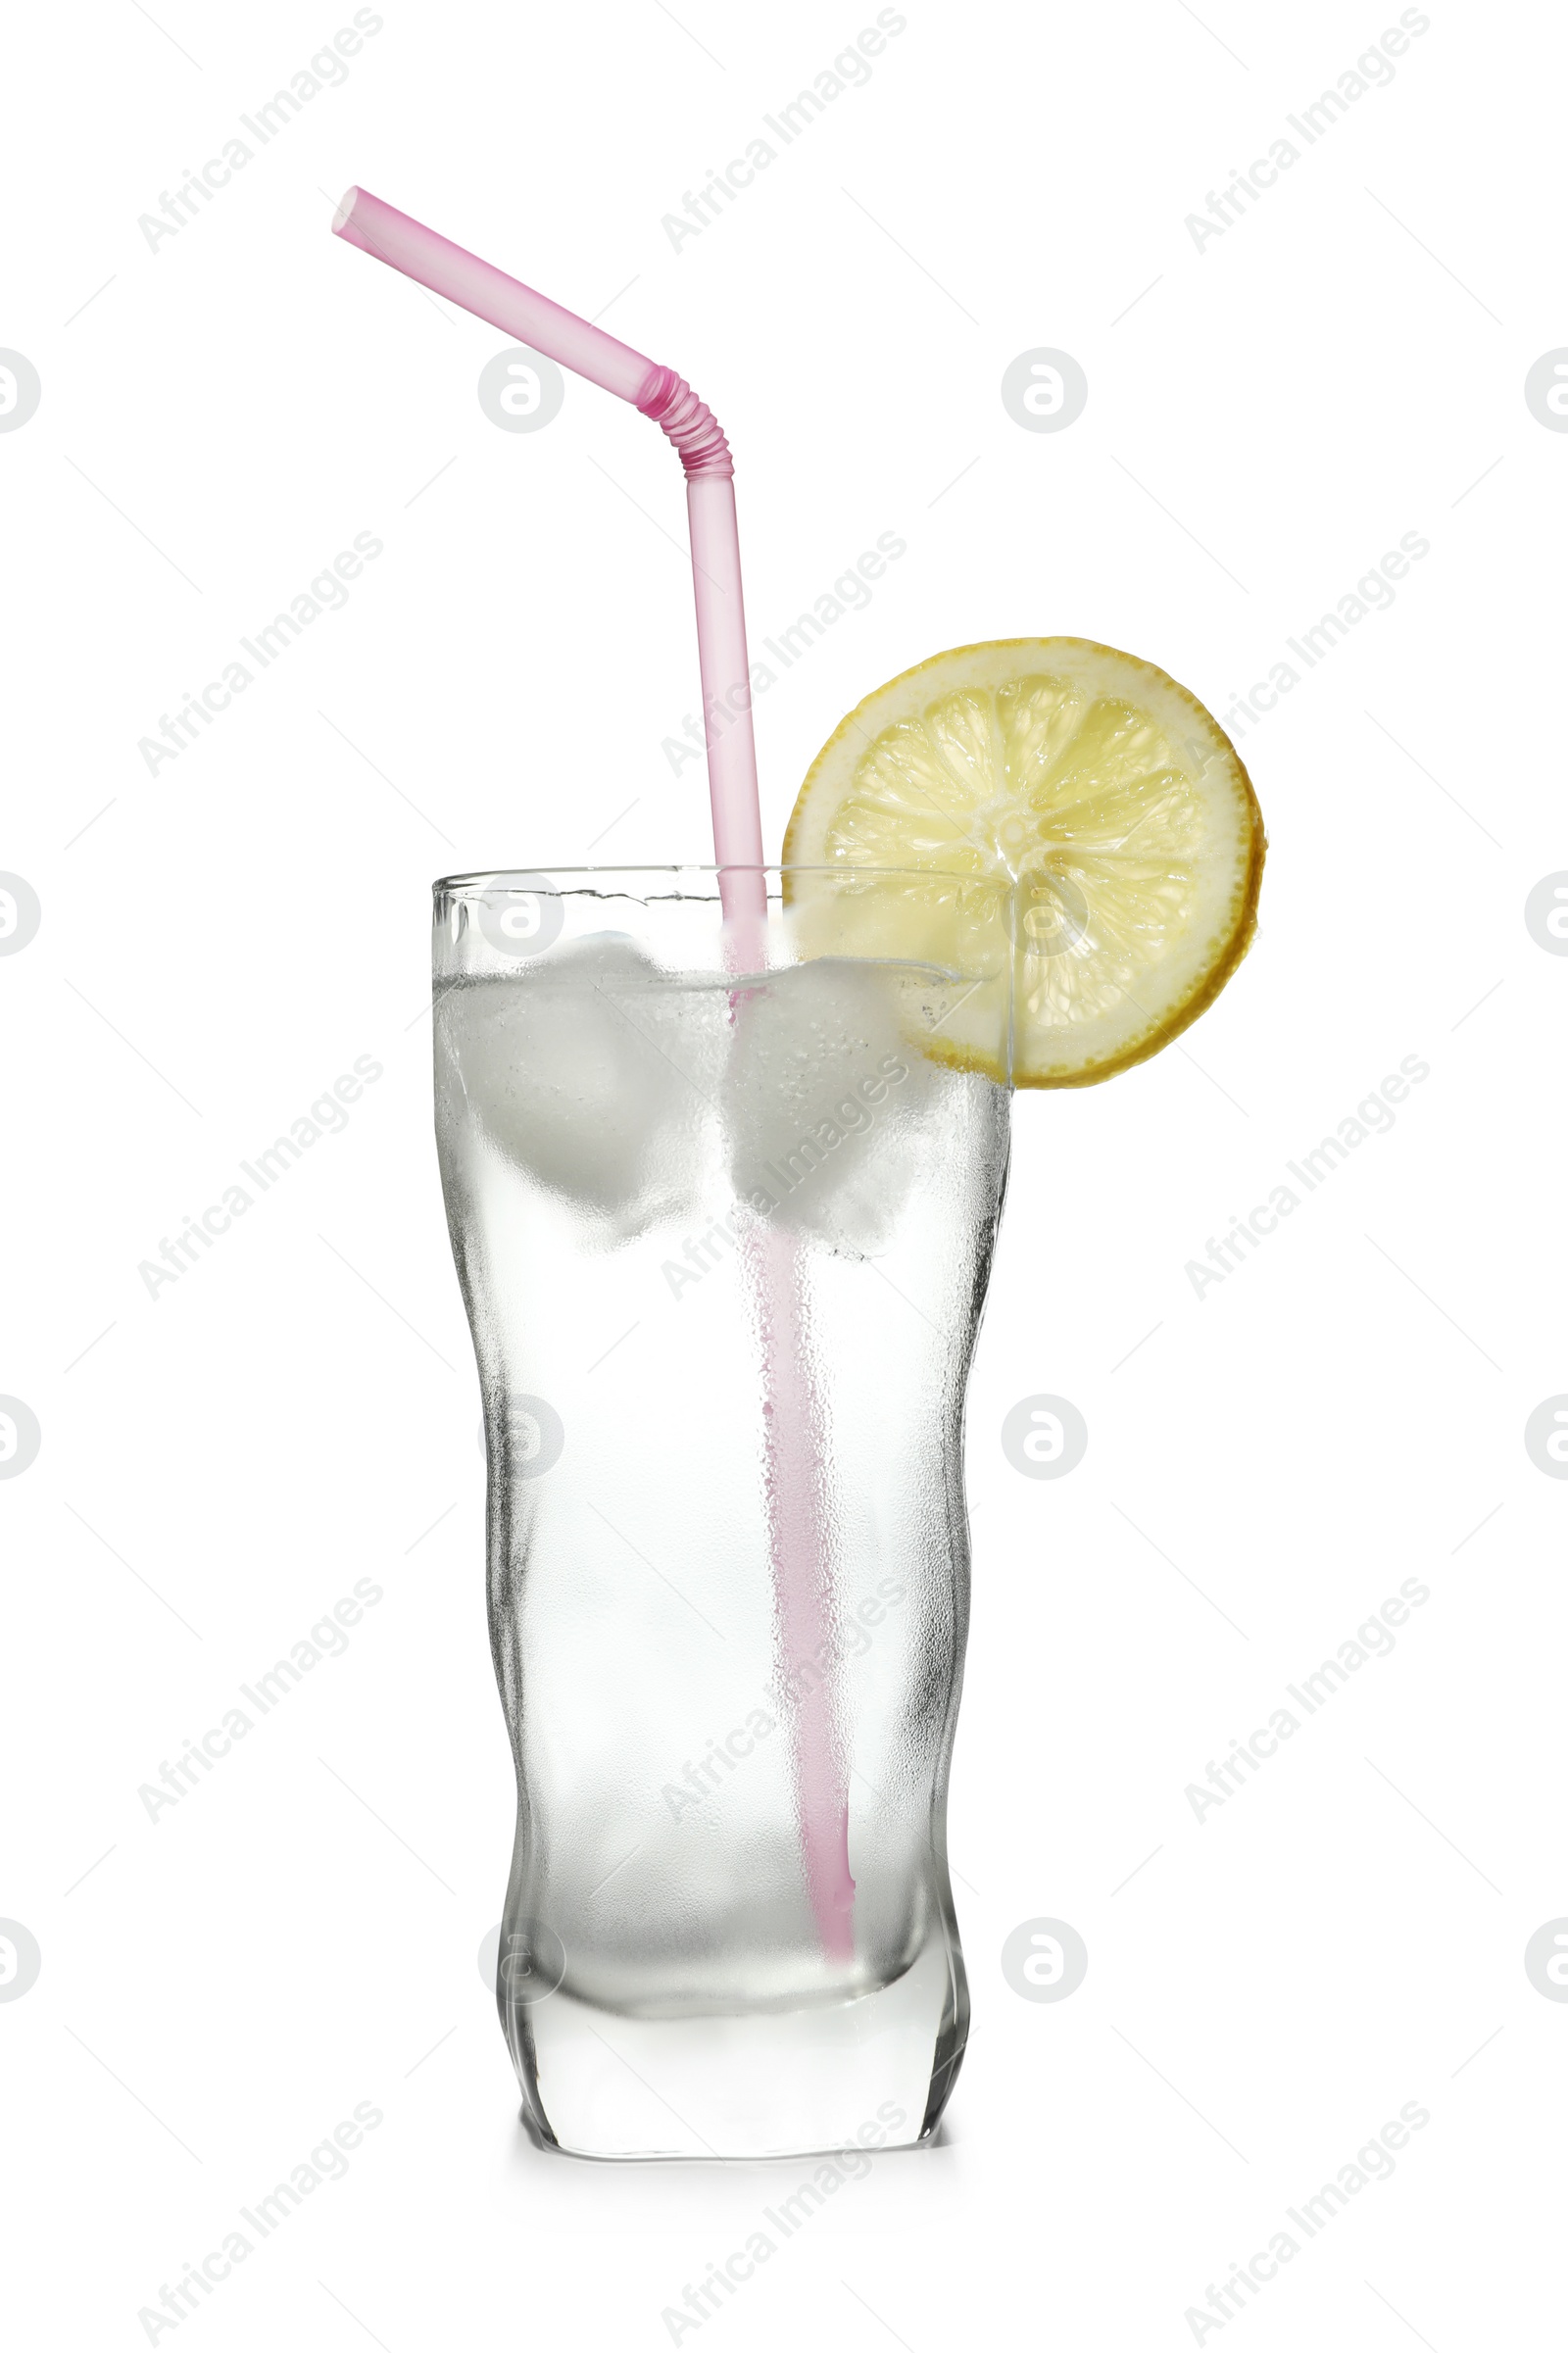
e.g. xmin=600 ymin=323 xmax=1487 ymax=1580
xmin=505 ymin=1938 xmax=965 ymax=2161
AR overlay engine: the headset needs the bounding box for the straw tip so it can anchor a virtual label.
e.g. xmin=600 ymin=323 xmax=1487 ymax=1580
xmin=331 ymin=186 xmax=362 ymax=236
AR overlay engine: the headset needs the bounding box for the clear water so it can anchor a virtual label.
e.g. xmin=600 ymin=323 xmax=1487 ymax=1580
xmin=434 ymin=935 xmax=1010 ymax=2157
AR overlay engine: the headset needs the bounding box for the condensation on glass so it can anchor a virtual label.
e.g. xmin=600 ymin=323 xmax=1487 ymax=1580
xmin=433 ymin=867 xmax=1012 ymax=2158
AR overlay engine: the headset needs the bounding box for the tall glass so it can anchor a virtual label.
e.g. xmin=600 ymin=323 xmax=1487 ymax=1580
xmin=433 ymin=866 xmax=1013 ymax=2158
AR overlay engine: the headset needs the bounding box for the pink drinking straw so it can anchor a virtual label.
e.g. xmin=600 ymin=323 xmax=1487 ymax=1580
xmin=332 ymin=188 xmax=766 ymax=936
xmin=333 ymin=188 xmax=855 ymax=1959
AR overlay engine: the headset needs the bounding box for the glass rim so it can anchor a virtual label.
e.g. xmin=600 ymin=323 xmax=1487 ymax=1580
xmin=433 ymin=862 xmax=1004 ymax=897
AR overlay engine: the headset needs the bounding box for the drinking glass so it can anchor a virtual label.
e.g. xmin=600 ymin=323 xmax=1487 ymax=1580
xmin=433 ymin=866 xmax=1012 ymax=2158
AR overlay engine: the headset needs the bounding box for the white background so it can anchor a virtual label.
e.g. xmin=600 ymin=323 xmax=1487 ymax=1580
xmin=5 ymin=0 xmax=1564 ymax=2344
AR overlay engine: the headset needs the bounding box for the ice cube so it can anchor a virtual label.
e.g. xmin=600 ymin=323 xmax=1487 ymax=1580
xmin=721 ymin=958 xmax=936 ymax=1254
xmin=435 ymin=936 xmax=710 ymax=1237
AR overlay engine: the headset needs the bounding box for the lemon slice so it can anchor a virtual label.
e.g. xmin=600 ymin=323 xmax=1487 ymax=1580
xmin=782 ymin=637 xmax=1264 ymax=1088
